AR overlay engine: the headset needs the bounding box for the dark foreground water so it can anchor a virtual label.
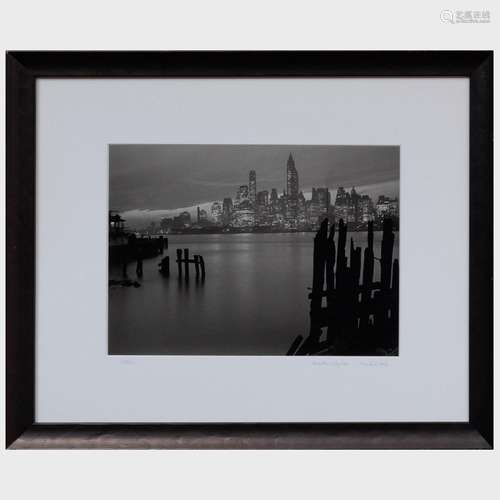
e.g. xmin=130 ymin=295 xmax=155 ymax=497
xmin=109 ymin=231 xmax=399 ymax=355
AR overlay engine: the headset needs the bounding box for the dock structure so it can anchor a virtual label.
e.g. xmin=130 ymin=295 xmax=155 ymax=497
xmin=158 ymin=235 xmax=167 ymax=253
xmin=288 ymin=218 xmax=399 ymax=356
xmin=110 ymin=234 xmax=168 ymax=266
xmin=175 ymin=248 xmax=206 ymax=280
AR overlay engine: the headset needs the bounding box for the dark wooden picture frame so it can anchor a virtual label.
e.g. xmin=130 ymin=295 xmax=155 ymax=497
xmin=6 ymin=51 xmax=493 ymax=449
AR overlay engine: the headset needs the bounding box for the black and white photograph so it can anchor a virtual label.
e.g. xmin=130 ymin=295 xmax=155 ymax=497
xmin=109 ymin=144 xmax=399 ymax=355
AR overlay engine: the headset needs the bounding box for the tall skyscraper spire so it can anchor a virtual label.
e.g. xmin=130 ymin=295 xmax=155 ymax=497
xmin=286 ymin=153 xmax=299 ymax=198
xmin=249 ymin=170 xmax=257 ymax=205
xmin=286 ymin=153 xmax=299 ymax=223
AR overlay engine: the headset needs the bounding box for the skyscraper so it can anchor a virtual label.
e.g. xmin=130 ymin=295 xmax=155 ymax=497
xmin=286 ymin=153 xmax=299 ymax=199
xmin=235 ymin=185 xmax=249 ymax=206
xmin=222 ymin=197 xmax=233 ymax=225
xmin=334 ymin=186 xmax=361 ymax=223
xmin=350 ymin=187 xmax=360 ymax=223
xmin=286 ymin=153 xmax=299 ymax=222
xmin=249 ymin=170 xmax=257 ymax=206
xmin=310 ymin=187 xmax=330 ymax=225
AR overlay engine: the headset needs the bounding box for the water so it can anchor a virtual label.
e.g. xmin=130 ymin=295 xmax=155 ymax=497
xmin=109 ymin=231 xmax=399 ymax=355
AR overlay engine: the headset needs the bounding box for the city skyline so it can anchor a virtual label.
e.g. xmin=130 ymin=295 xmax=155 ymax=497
xmin=110 ymin=144 xmax=399 ymax=212
xmin=117 ymin=152 xmax=399 ymax=233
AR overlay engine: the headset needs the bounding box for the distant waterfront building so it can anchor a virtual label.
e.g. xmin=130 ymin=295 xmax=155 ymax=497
xmin=197 ymin=206 xmax=209 ymax=224
xmin=315 ymin=187 xmax=330 ymax=210
xmin=297 ymin=191 xmax=307 ymax=225
xmin=211 ymin=201 xmax=223 ymax=224
xmin=160 ymin=217 xmax=173 ymax=232
xmin=270 ymin=188 xmax=279 ymax=213
xmin=147 ymin=221 xmax=158 ymax=235
xmin=256 ymin=190 xmax=269 ymax=207
xmin=232 ymin=209 xmax=255 ymax=228
xmin=309 ymin=187 xmax=330 ymax=226
xmin=232 ymin=179 xmax=256 ymax=226
xmin=249 ymin=170 xmax=257 ymax=206
xmin=235 ymin=185 xmax=249 ymax=206
xmin=278 ymin=189 xmax=287 ymax=217
xmin=331 ymin=186 xmax=380 ymax=225
xmin=173 ymin=211 xmax=191 ymax=228
xmin=256 ymin=190 xmax=271 ymax=225
xmin=376 ymin=195 xmax=399 ymax=220
xmin=334 ymin=186 xmax=351 ymax=222
xmin=333 ymin=186 xmax=374 ymax=224
xmin=222 ymin=197 xmax=233 ymax=225
xmin=350 ymin=187 xmax=361 ymax=222
xmin=358 ymin=194 xmax=374 ymax=222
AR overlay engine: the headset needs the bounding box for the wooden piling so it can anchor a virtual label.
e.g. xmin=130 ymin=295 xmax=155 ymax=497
xmin=380 ymin=218 xmax=394 ymax=289
xmin=351 ymin=245 xmax=361 ymax=288
xmin=122 ymin=260 xmax=128 ymax=277
xmin=361 ymin=222 xmax=375 ymax=331
xmin=368 ymin=220 xmax=373 ymax=251
xmin=136 ymin=258 xmax=143 ymax=277
xmin=336 ymin=219 xmax=347 ymax=281
xmin=326 ymin=222 xmax=336 ymax=302
xmin=176 ymin=249 xmax=182 ymax=276
xmin=350 ymin=237 xmax=355 ymax=267
xmin=391 ymin=259 xmax=399 ymax=348
xmin=350 ymin=245 xmax=362 ymax=337
xmin=184 ymin=248 xmax=190 ymax=279
xmin=392 ymin=258 xmax=399 ymax=291
xmin=312 ymin=219 xmax=328 ymax=316
xmin=199 ymin=256 xmax=206 ymax=279
xmin=286 ymin=335 xmax=304 ymax=356
xmin=325 ymin=222 xmax=336 ymax=345
xmin=159 ymin=256 xmax=170 ymax=276
xmin=194 ymin=255 xmax=200 ymax=278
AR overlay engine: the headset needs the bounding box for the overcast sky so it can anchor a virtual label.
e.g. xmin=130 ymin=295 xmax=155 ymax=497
xmin=110 ymin=144 xmax=399 ymax=211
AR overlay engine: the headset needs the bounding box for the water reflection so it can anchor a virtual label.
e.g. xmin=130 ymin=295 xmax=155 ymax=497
xmin=109 ymin=231 xmax=398 ymax=355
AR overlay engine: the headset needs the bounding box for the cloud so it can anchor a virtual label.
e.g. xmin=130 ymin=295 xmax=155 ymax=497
xmin=110 ymin=144 xmax=399 ymax=211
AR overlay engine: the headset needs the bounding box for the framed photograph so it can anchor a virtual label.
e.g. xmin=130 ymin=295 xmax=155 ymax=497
xmin=108 ymin=144 xmax=399 ymax=356
xmin=6 ymin=51 xmax=492 ymax=449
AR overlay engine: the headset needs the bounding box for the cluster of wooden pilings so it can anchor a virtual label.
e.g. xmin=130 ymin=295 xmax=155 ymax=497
xmin=176 ymin=248 xmax=206 ymax=280
xmin=157 ymin=248 xmax=206 ymax=280
xmin=287 ymin=218 xmax=399 ymax=356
